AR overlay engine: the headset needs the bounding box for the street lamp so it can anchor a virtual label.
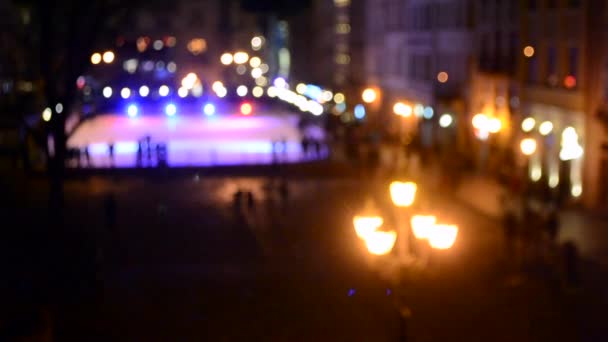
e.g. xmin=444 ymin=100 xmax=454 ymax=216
xmin=362 ymin=88 xmax=377 ymax=104
xmin=364 ymin=230 xmax=398 ymax=255
xmin=393 ymin=102 xmax=412 ymax=117
xmin=520 ymin=138 xmax=537 ymax=156
xmin=390 ymin=181 xmax=417 ymax=207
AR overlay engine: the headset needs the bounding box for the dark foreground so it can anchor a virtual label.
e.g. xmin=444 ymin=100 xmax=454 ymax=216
xmin=2 ymin=170 xmax=607 ymax=341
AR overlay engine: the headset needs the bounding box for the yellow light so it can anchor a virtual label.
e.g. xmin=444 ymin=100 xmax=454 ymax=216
xmin=233 ymin=51 xmax=249 ymax=64
xmin=437 ymin=71 xmax=448 ymax=83
xmin=42 ymin=107 xmax=52 ymax=122
xmin=520 ymin=138 xmax=537 ymax=156
xmin=487 ymin=118 xmax=502 ymax=133
xmin=102 ymin=51 xmax=115 ymax=63
xmin=393 ymin=102 xmax=412 ymax=117
xmin=255 ymin=76 xmax=268 ymax=86
xmin=472 ymin=113 xmax=488 ymax=129
xmin=571 ymin=184 xmax=582 ymax=197
xmin=296 ymin=83 xmax=307 ymax=94
xmin=90 ymin=53 xmax=102 ymax=65
xmin=389 ymin=181 xmax=417 ymax=207
xmin=322 ymin=90 xmax=333 ymax=102
xmin=523 ymin=45 xmax=535 ymax=58
xmin=220 ymin=53 xmax=233 ymax=65
xmin=427 ymin=224 xmax=458 ymax=250
xmin=267 ymin=86 xmax=278 ymax=97
xmin=531 ymin=164 xmax=542 ymax=181
xmin=521 ymin=117 xmax=536 ymax=132
xmin=549 ymin=174 xmax=559 ymax=188
xmin=362 ymin=88 xmax=377 ymax=103
xmin=251 ymin=67 xmax=262 ymax=79
xmin=539 ymin=121 xmax=553 ymax=136
xmin=410 ymin=215 xmax=437 ymax=240
xmin=334 ymin=92 xmax=345 ymax=104
xmin=364 ymin=230 xmax=397 ymax=255
xmin=353 ymin=216 xmax=384 ymax=240
xmin=252 ymin=86 xmax=264 ymax=98
xmin=249 ymin=57 xmax=261 ymax=68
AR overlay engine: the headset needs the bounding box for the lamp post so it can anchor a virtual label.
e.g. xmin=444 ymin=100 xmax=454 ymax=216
xmin=352 ymin=182 xmax=458 ymax=342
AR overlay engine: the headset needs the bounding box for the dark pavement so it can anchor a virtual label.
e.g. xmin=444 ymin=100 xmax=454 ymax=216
xmin=2 ymin=172 xmax=608 ymax=341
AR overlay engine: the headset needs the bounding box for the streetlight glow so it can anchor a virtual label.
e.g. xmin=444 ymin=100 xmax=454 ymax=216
xmin=520 ymin=138 xmax=537 ymax=156
xmin=539 ymin=121 xmax=553 ymax=136
xmin=362 ymin=88 xmax=377 ymax=103
xmin=427 ymin=224 xmax=458 ymax=250
xmin=220 ymin=53 xmax=233 ymax=65
xmin=523 ymin=46 xmax=535 ymax=58
xmin=393 ymin=102 xmax=412 ymax=117
xmin=410 ymin=215 xmax=437 ymax=240
xmin=521 ymin=117 xmax=536 ymax=132
xmin=102 ymin=51 xmax=115 ymax=63
xmin=249 ymin=57 xmax=261 ymax=68
xmin=439 ymin=113 xmax=453 ymax=128
xmin=390 ymin=181 xmax=417 ymax=207
xmin=353 ymin=216 xmax=384 ymax=240
xmin=91 ymin=52 xmax=102 ymax=64
xmin=233 ymin=51 xmax=249 ymax=64
xmin=364 ymin=230 xmax=397 ymax=255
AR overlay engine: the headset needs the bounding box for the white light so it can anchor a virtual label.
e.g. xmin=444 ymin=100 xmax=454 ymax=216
xmin=252 ymin=86 xmax=264 ymax=98
xmin=192 ymin=84 xmax=203 ymax=97
xmin=521 ymin=117 xmax=536 ymax=132
xmin=251 ymin=67 xmax=262 ymax=79
xmin=560 ymin=145 xmax=583 ymax=161
xmin=267 ymin=86 xmax=278 ymax=98
xmin=531 ymin=165 xmax=542 ymax=181
xmin=334 ymin=93 xmax=345 ymax=104
xmin=439 ymin=113 xmax=453 ymax=127
xmin=165 ymin=104 xmax=177 ymax=116
xmin=102 ymin=86 xmax=112 ymax=98
xmin=42 ymin=107 xmax=52 ymax=122
xmin=414 ymin=104 xmax=424 ymax=117
xmin=539 ymin=121 xmax=553 ymax=135
xmin=233 ymin=51 xmax=249 ymax=64
xmin=274 ymin=77 xmax=286 ymax=88
xmin=310 ymin=102 xmax=324 ymax=116
xmin=102 ymin=51 xmax=115 ymax=63
xmin=178 ymin=87 xmax=188 ymax=98
xmin=159 ymin=85 xmax=169 ymax=97
xmin=153 ymin=40 xmax=163 ymax=50
xmin=123 ymin=59 xmax=138 ymax=74
xmin=220 ymin=53 xmax=233 ymax=65
xmin=322 ymin=90 xmax=333 ymax=102
xmin=121 ymin=88 xmax=131 ymax=99
xmin=251 ymin=36 xmax=263 ymax=50
xmin=181 ymin=72 xmax=197 ymax=89
xmin=139 ymin=85 xmax=149 ymax=97
xmin=549 ymin=174 xmax=559 ymax=188
xmin=571 ymin=184 xmax=583 ymax=197
xmin=237 ymin=85 xmax=248 ymax=97
xmin=127 ymin=104 xmax=138 ymax=117
xmin=55 ymin=103 xmax=63 ymax=114
xmin=215 ymin=87 xmax=227 ymax=98
xmin=167 ymin=61 xmax=177 ymax=73
xmin=520 ymin=138 xmax=537 ymax=156
xmin=296 ymin=83 xmax=307 ymax=94
xmin=203 ymin=103 xmax=215 ymax=116
xmin=488 ymin=118 xmax=502 ymax=133
xmin=249 ymin=57 xmax=261 ymax=68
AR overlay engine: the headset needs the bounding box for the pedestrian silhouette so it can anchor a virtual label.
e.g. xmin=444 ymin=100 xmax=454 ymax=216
xmin=136 ymin=140 xmax=143 ymax=167
xmin=314 ymin=140 xmax=321 ymax=158
xmin=145 ymin=135 xmax=152 ymax=165
xmin=246 ymin=191 xmax=255 ymax=211
xmin=84 ymin=145 xmax=91 ymax=167
xmin=281 ymin=138 xmax=288 ymax=161
xmin=108 ymin=142 xmax=115 ymax=167
xmin=301 ymin=137 xmax=309 ymax=160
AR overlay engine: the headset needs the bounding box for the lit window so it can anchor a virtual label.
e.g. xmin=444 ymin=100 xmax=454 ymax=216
xmin=187 ymin=38 xmax=207 ymax=55
xmin=334 ymin=0 xmax=350 ymax=7
xmin=336 ymin=23 xmax=351 ymax=34
xmin=335 ymin=54 xmax=351 ymax=64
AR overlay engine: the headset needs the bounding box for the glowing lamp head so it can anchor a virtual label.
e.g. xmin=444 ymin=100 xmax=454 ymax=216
xmin=410 ymin=215 xmax=437 ymax=240
xmin=521 ymin=117 xmax=536 ymax=132
xmin=539 ymin=121 xmax=553 ymax=136
xmin=240 ymin=103 xmax=253 ymax=115
xmin=203 ymin=103 xmax=215 ymax=116
xmin=159 ymin=85 xmax=169 ymax=97
xmin=42 ymin=107 xmax=52 ymax=122
xmin=364 ymin=230 xmax=397 ymax=255
xmin=427 ymin=224 xmax=458 ymax=250
xmin=390 ymin=181 xmax=417 ymax=207
xmin=90 ymin=52 xmax=102 ymax=65
xmin=127 ymin=104 xmax=138 ymax=117
xmin=120 ymin=88 xmax=131 ymax=99
xmin=353 ymin=216 xmax=384 ymax=240
xmin=362 ymin=88 xmax=377 ymax=103
xmin=139 ymin=85 xmax=149 ymax=97
xmin=233 ymin=51 xmax=249 ymax=64
xmin=523 ymin=45 xmax=535 ymax=58
xmin=487 ymin=118 xmax=502 ymax=133
xmin=165 ymin=103 xmax=177 ymax=116
xmin=472 ymin=113 xmax=488 ymax=130
xmin=102 ymin=51 xmax=115 ymax=63
xmin=236 ymin=85 xmax=248 ymax=97
xmin=102 ymin=86 xmax=112 ymax=98
xmin=439 ymin=113 xmax=453 ymax=128
xmin=520 ymin=138 xmax=537 ymax=156
xmin=220 ymin=53 xmax=233 ymax=65
xmin=393 ymin=102 xmax=412 ymax=117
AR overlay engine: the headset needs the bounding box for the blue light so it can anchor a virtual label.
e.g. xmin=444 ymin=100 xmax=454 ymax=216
xmin=165 ymin=103 xmax=177 ymax=116
xmin=354 ymin=104 xmax=366 ymax=119
xmin=423 ymin=106 xmax=434 ymax=119
xmin=304 ymin=84 xmax=322 ymax=100
xmin=203 ymin=103 xmax=215 ymax=116
xmin=127 ymin=104 xmax=138 ymax=117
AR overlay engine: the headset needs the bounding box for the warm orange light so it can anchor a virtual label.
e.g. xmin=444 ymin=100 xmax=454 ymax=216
xmin=364 ymin=230 xmax=397 ymax=255
xmin=393 ymin=102 xmax=412 ymax=117
xmin=523 ymin=46 xmax=535 ymax=58
xmin=520 ymin=138 xmax=537 ymax=156
xmin=240 ymin=103 xmax=253 ymax=115
xmin=427 ymin=224 xmax=458 ymax=250
xmin=472 ymin=113 xmax=488 ymax=130
xmin=353 ymin=216 xmax=384 ymax=240
xmin=437 ymin=71 xmax=449 ymax=83
xmin=362 ymin=88 xmax=377 ymax=103
xmin=410 ymin=215 xmax=437 ymax=240
xmin=90 ymin=53 xmax=102 ymax=64
xmin=564 ymin=75 xmax=577 ymax=89
xmin=390 ymin=181 xmax=417 ymax=207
